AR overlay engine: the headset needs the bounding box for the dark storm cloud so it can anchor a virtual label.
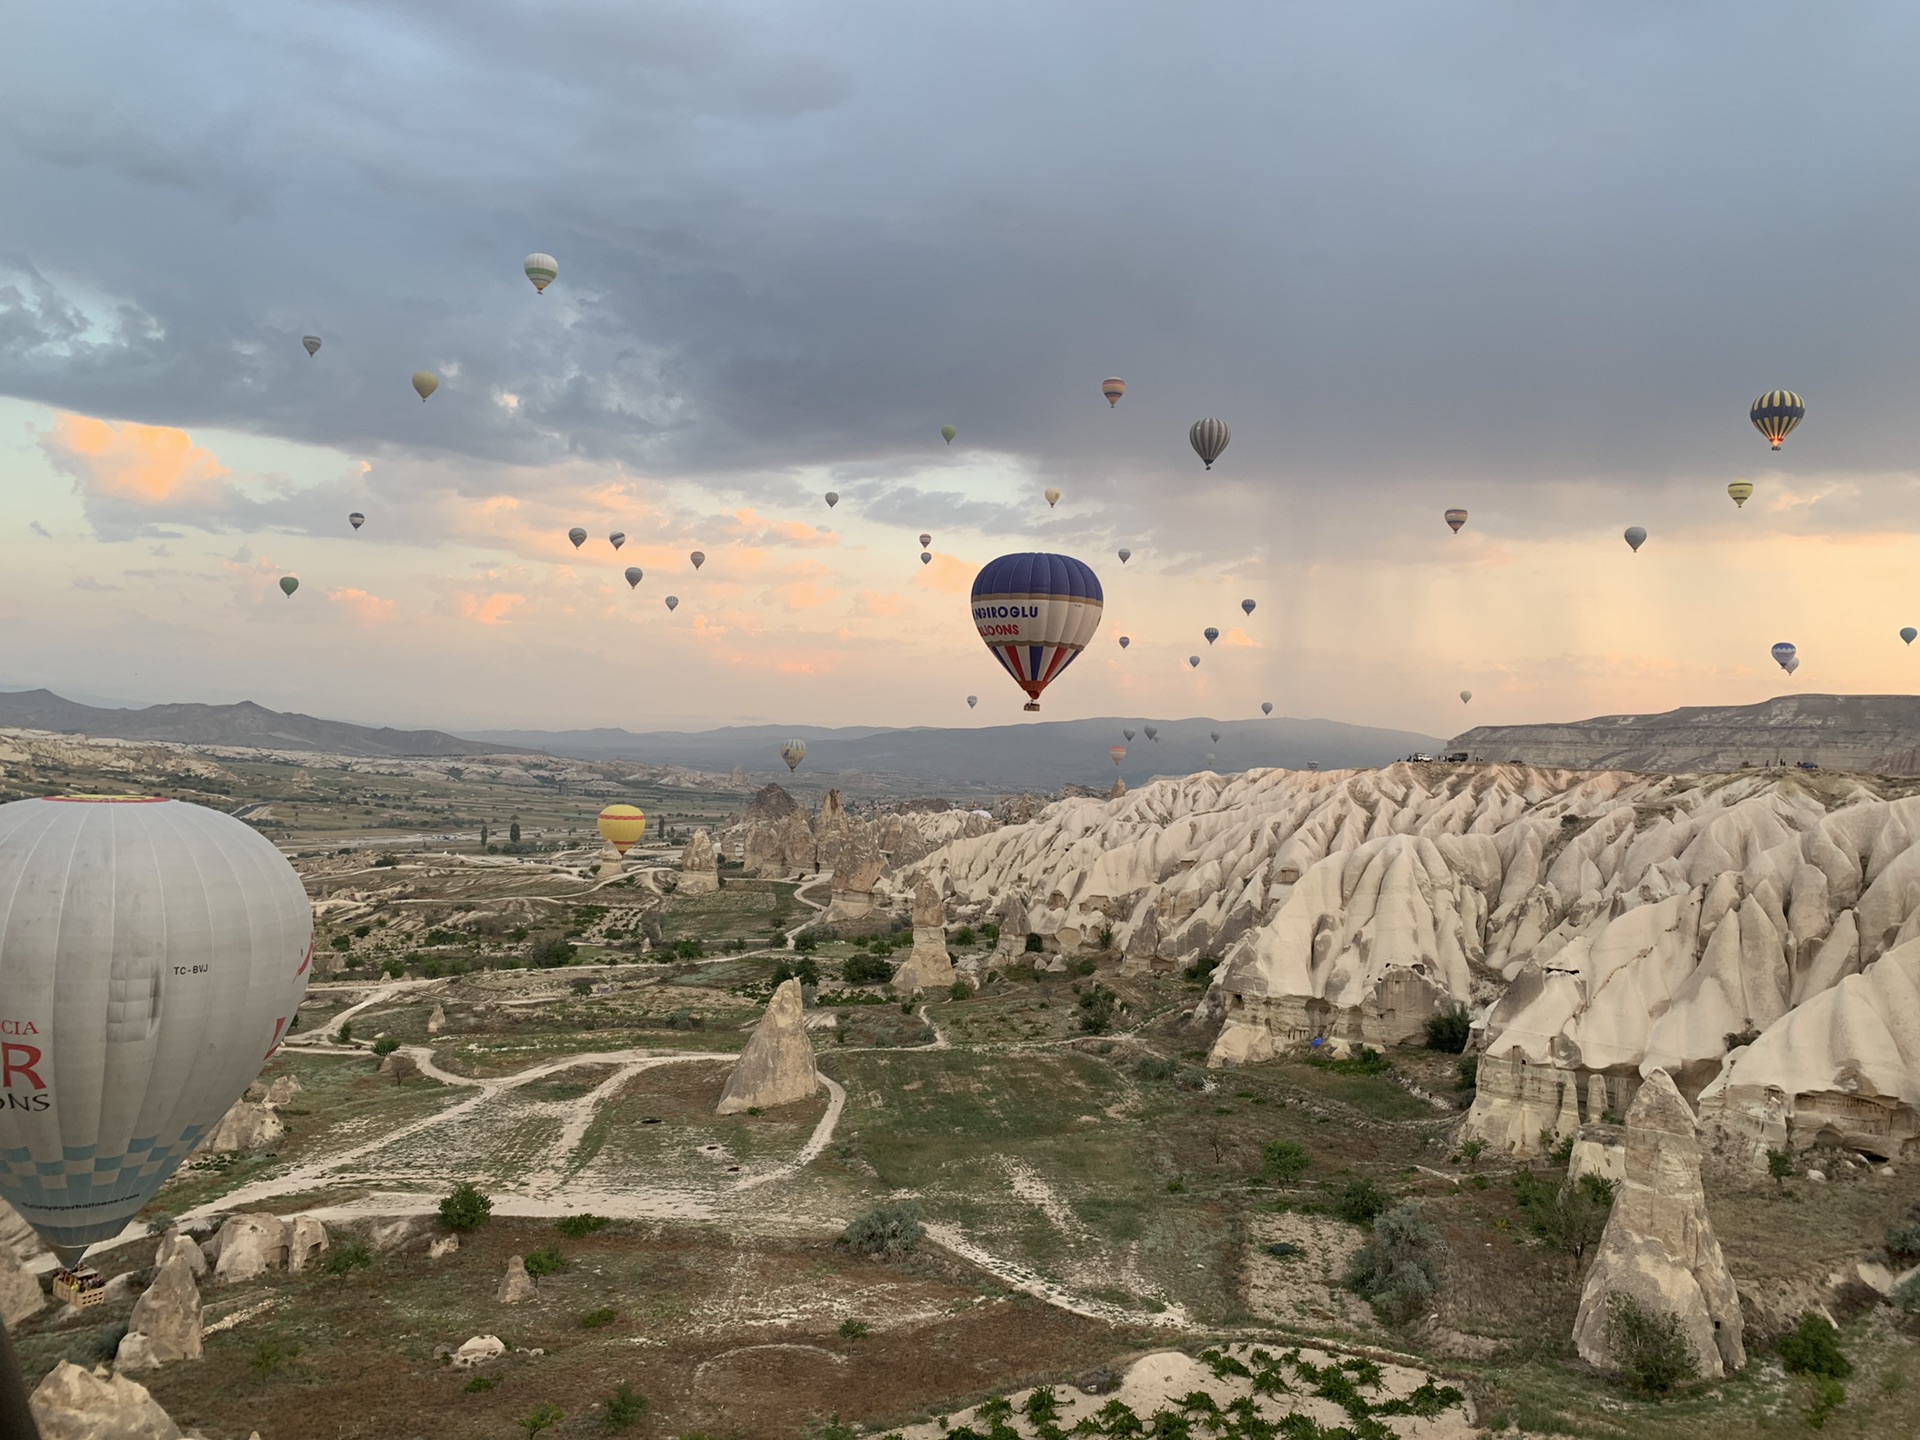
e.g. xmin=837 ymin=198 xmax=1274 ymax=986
xmin=5 ymin=0 xmax=1920 ymax=563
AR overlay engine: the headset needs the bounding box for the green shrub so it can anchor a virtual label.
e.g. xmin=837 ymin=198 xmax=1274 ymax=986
xmin=580 ymin=1307 xmax=617 ymax=1329
xmin=1778 ymin=1312 xmax=1852 ymax=1379
xmin=1309 ymin=1046 xmax=1391 ymax=1076
xmin=1807 ymin=1373 xmax=1846 ymax=1430
xmin=842 ymin=953 xmax=894 ymax=985
xmin=465 ymin=1375 xmax=497 ymax=1393
xmin=528 ymin=935 xmax=576 ymax=968
xmin=324 ymin=1240 xmax=372 ymax=1274
xmin=1424 ymin=1006 xmax=1472 ymax=1054
xmin=519 ymin=1403 xmax=563 ymax=1438
xmin=1024 ymin=932 xmax=1045 ymax=953
xmin=1333 ymin=1178 xmax=1391 ymax=1226
xmin=523 ymin=1245 xmax=565 ymax=1277
xmin=1183 ymin=954 xmax=1220 ymax=983
xmin=438 ymin=1181 xmax=493 ymax=1233
xmin=1885 ymin=1222 xmax=1920 ymax=1261
xmin=371 ymin=1036 xmax=401 ymax=1057
xmin=338 ymin=1022 xmax=353 ymax=1044
xmin=843 ymin=1201 xmax=923 ymax=1258
xmin=250 ymin=1338 xmax=298 ymax=1380
xmin=1133 ymin=1055 xmax=1180 ymax=1081
xmin=837 ymin=1318 xmax=870 ymax=1339
xmin=1345 ymin=1201 xmax=1441 ymax=1323
xmin=948 ymin=980 xmax=971 ymax=1001
xmin=954 ymin=925 xmax=976 ymax=947
xmin=1262 ymin=1141 xmax=1310 ymax=1182
xmin=771 ymin=956 xmax=821 ymax=987
xmin=1768 ymin=1148 xmax=1797 ymax=1187
xmin=1604 ymin=1292 xmax=1698 ymax=1395
xmin=1895 ymin=1272 xmax=1920 ymax=1314
xmin=1456 ymin=1053 xmax=1478 ymax=1091
xmin=793 ymin=932 xmax=818 ymax=954
xmin=1077 ymin=984 xmax=1117 ymax=1034
xmin=605 ymin=1383 xmax=647 ymax=1429
xmin=557 ymin=1213 xmax=609 ymax=1239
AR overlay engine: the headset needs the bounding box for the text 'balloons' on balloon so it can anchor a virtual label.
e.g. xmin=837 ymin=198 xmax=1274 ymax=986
xmin=1444 ymin=508 xmax=1468 ymax=534
xmin=1261 ymin=702 xmax=1273 ymax=715
xmin=1102 ymin=377 xmax=1126 ymax=407
xmin=567 ymin=527 xmax=587 ymax=548
xmin=1117 ymin=635 xmax=1130 ymax=649
xmin=919 ymin=534 xmax=932 ymax=549
xmin=411 ymin=371 xmax=439 ymax=401
xmin=610 ymin=532 xmax=626 ymax=550
xmin=1189 ymin=417 xmax=1230 ymax=469
xmin=1241 ymin=599 xmax=1255 ymax=617
xmin=1203 ymin=627 xmax=1220 ymax=645
xmin=348 ymin=512 xmax=364 ymax=530
xmin=1728 ymin=481 xmax=1754 ymax=509
xmin=279 ymin=576 xmax=299 ymax=598
xmin=1624 ymin=526 xmax=1647 ymax=552
xmin=966 ymin=695 xmax=978 ymax=708
xmin=824 ymin=492 xmax=839 ymax=508
xmin=625 ymin=567 xmax=644 ymax=588
xmin=1111 ymin=746 xmax=1126 ymax=766
xmin=1460 ymin=690 xmax=1472 ymax=704
xmin=302 ymin=335 xmax=322 ymax=357
xmin=1188 ymin=655 xmax=1201 ymax=668
xmin=1117 ymin=548 xmax=1131 ymax=564
xmin=1772 ymin=641 xmax=1797 ymax=671
xmin=0 ymin=796 xmax=312 ymax=1260
xmin=689 ymin=551 xmax=705 ymax=570
xmin=665 ymin=595 xmax=679 ymax=611
xmin=1044 ymin=487 xmax=1061 ymax=508
xmin=969 ymin=552 xmax=1103 ymax=712
xmin=1750 ymin=390 xmax=1805 ymax=450
xmin=597 ymin=803 xmax=645 ymax=854
xmin=779 ymin=739 xmax=807 ymax=773
xmin=524 ymin=253 xmax=558 ymax=294
xmin=1903 ymin=627 xmax=1917 ymax=646
xmin=941 ymin=425 xmax=957 ymax=444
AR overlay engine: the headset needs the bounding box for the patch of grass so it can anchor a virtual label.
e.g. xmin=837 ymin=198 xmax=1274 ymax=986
xmin=465 ymin=1375 xmax=498 ymax=1393
xmin=557 ymin=1212 xmax=609 ymax=1239
xmin=323 ymin=1239 xmax=372 ymax=1274
xmin=580 ymin=1306 xmax=618 ymax=1329
xmin=604 ymin=1383 xmax=648 ymax=1429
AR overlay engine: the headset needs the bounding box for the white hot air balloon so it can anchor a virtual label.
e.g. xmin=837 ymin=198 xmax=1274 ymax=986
xmin=524 ymin=253 xmax=558 ymax=293
xmin=1460 ymin=690 xmax=1473 ymax=704
xmin=779 ymin=739 xmax=807 ymax=773
xmin=1044 ymin=487 xmax=1062 ymax=508
xmin=301 ymin=335 xmax=321 ymax=357
xmin=0 ymin=797 xmax=312 ymax=1270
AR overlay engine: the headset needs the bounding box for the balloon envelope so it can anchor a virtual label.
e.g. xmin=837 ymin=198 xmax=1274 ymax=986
xmin=0 ymin=797 xmax=312 ymax=1259
xmin=1624 ymin=526 xmax=1647 ymax=552
xmin=279 ymin=577 xmax=298 ymax=597
xmin=1460 ymin=690 xmax=1472 ymax=703
xmin=610 ymin=533 xmax=626 ymax=549
xmin=1903 ymin=627 xmax=1917 ymax=646
xmin=919 ymin=534 xmax=932 ymax=549
xmin=625 ymin=567 xmax=644 ymax=588
xmin=941 ymin=425 xmax=956 ymax=444
xmin=347 ymin=512 xmax=364 ymax=530
xmin=1188 ymin=655 xmax=1201 ymax=668
xmin=1123 ymin=728 xmax=1135 ymax=740
xmin=1102 ymin=377 xmax=1126 ymax=407
xmin=1261 ymin=702 xmax=1273 ymax=715
xmin=1144 ymin=725 xmax=1158 ymax=740
xmin=1728 ymin=481 xmax=1754 ymax=509
xmin=966 ymin=695 xmax=977 ymax=708
xmin=568 ymin=527 xmax=587 ymax=548
xmin=921 ymin=553 xmax=932 ymax=565
xmin=1204 ymin=627 xmax=1220 ymax=644
xmin=780 ymin=739 xmax=807 ymax=773
xmin=596 ymin=803 xmax=646 ymax=854
xmin=1189 ymin=418 xmax=1230 ymax=469
xmin=1210 ymin=730 xmax=1221 ymax=743
xmin=1110 ymin=746 xmax=1126 ymax=765
xmin=665 ymin=595 xmax=679 ymax=611
xmin=1240 ymin=599 xmax=1255 ymax=616
xmin=301 ymin=335 xmax=321 ymax=357
xmin=411 ymin=371 xmax=438 ymax=401
xmin=970 ymin=553 xmax=1103 ymax=710
xmin=1444 ymin=508 xmax=1467 ymax=534
xmin=824 ymin=492 xmax=839 ymax=508
xmin=1118 ymin=636 xmax=1130 ymax=649
xmin=524 ymin=253 xmax=558 ymax=293
xmin=1772 ymin=642 xmax=1797 ymax=670
xmin=1750 ymin=390 xmax=1805 ymax=450
xmin=1117 ymin=548 xmax=1131 ymax=564
xmin=1044 ymin=487 xmax=1061 ymax=507
xmin=689 ymin=551 xmax=705 ymax=570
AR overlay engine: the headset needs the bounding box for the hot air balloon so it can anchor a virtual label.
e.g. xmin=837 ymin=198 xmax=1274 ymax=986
xmin=1460 ymin=690 xmax=1472 ymax=704
xmin=1102 ymin=377 xmax=1126 ymax=407
xmin=1772 ymin=642 xmax=1797 ymax=671
xmin=1117 ymin=548 xmax=1131 ymax=564
xmin=1750 ymin=390 xmax=1805 ymax=450
xmin=1444 ymin=508 xmax=1467 ymax=534
xmin=1786 ymin=656 xmax=1800 ymax=675
xmin=610 ymin=533 xmax=626 ymax=550
xmin=1110 ymin=746 xmax=1126 ymax=766
xmin=1204 ymin=627 xmax=1220 ymax=645
xmin=348 ymin=512 xmax=364 ymax=530
xmin=1241 ymin=599 xmax=1255 ymax=616
xmin=1144 ymin=724 xmax=1159 ymax=741
xmin=1903 ymin=627 xmax=1917 ymax=646
xmin=665 ymin=595 xmax=679 ymax=611
xmin=524 ymin=253 xmax=558 ymax=294
xmin=970 ymin=553 xmax=1103 ymax=711
xmin=916 ymin=534 xmax=932 ymax=550
xmin=779 ymin=740 xmax=807 ymax=773
xmin=412 ymin=371 xmax=438 ymax=401
xmin=596 ymin=803 xmax=646 ymax=854
xmin=625 ymin=567 xmax=644 ymax=588
xmin=1044 ymin=487 xmax=1062 ymax=508
xmin=967 ymin=695 xmax=978 ymax=708
xmin=568 ymin=527 xmax=587 ymax=548
xmin=689 ymin=551 xmax=705 ymax=570
xmin=1190 ymin=418 xmax=1230 ymax=469
xmin=1261 ymin=702 xmax=1273 ymax=715
xmin=921 ymin=552 xmax=932 ymax=565
xmin=1188 ymin=655 xmax=1201 ymax=668
xmin=0 ymin=796 xmax=311 ymax=1271
xmin=1210 ymin=730 xmax=1220 ymax=743
xmin=824 ymin=492 xmax=840 ymax=508
xmin=1728 ymin=481 xmax=1754 ymax=509
xmin=302 ymin=335 xmax=322 ymax=357
xmin=279 ymin=577 xmax=298 ymax=597
xmin=941 ymin=425 xmax=957 ymax=444
xmin=1118 ymin=636 xmax=1130 ymax=649
xmin=1123 ymin=728 xmax=1135 ymax=741
xmin=1624 ymin=526 xmax=1647 ymax=552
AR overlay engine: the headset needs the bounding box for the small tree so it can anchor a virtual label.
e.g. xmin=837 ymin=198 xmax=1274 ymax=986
xmin=1333 ymin=1178 xmax=1391 ymax=1226
xmin=1345 ymin=1201 xmax=1441 ymax=1324
xmin=1767 ymin=1148 xmax=1797 ymax=1189
xmin=605 ymin=1384 xmax=647 ymax=1430
xmin=509 ymin=819 xmax=522 ymax=846
xmin=371 ymin=1036 xmax=401 ymax=1057
xmin=1778 ymin=1312 xmax=1851 ymax=1379
xmin=439 ymin=1181 xmax=493 ymax=1233
xmin=1423 ymin=1005 xmax=1472 ymax=1054
xmin=1604 ymin=1292 xmax=1698 ymax=1395
xmin=520 ymin=1403 xmax=563 ymax=1438
xmin=1261 ymin=1141 xmax=1310 ymax=1183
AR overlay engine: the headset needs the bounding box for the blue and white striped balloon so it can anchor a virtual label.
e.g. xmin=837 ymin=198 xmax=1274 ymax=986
xmin=970 ymin=553 xmax=1103 ymax=711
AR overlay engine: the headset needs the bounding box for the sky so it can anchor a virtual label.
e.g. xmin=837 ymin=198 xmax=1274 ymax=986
xmin=6 ymin=0 xmax=1920 ymax=736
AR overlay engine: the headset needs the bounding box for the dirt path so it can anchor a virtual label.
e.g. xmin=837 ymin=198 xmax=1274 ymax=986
xmin=921 ymin=1221 xmax=1194 ymax=1331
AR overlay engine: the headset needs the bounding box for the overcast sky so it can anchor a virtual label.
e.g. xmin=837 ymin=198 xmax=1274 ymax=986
xmin=5 ymin=0 xmax=1920 ymax=737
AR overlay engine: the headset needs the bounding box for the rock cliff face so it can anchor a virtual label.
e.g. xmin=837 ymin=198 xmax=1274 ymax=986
xmin=1451 ymin=694 xmax=1920 ymax=775
xmin=904 ymin=761 xmax=1920 ymax=1158
xmin=735 ymin=784 xmax=993 ymax=881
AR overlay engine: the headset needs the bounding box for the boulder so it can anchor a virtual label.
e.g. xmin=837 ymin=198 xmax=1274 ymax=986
xmin=285 ymin=1215 xmax=329 ymax=1272
xmin=359 ymin=1215 xmax=431 ymax=1253
xmin=1111 ymin=778 xmax=1126 ymax=800
xmin=429 ymin=1235 xmax=459 ymax=1260
xmin=211 ymin=1214 xmax=291 ymax=1283
xmin=115 ymin=1252 xmax=203 ymax=1370
xmin=30 ymin=1360 xmax=182 ymax=1440
xmin=153 ymin=1232 xmax=206 ymax=1279
xmin=1572 ymin=1069 xmax=1745 ymax=1379
xmin=496 ymin=1255 xmax=536 ymax=1304
xmin=265 ymin=1075 xmax=301 ymax=1106
xmin=0 ymin=1243 xmax=43 ymax=1326
xmin=195 ymin=1099 xmax=284 ymax=1156
xmin=716 ymin=979 xmax=820 ymax=1114
xmin=451 ymin=1334 xmax=506 ymax=1368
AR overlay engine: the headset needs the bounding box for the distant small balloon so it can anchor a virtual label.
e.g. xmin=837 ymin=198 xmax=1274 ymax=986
xmin=1118 ymin=636 xmax=1130 ymax=649
xmin=1241 ymin=599 xmax=1255 ymax=616
xmin=689 ymin=551 xmax=705 ymax=570
xmin=1210 ymin=730 xmax=1220 ymax=743
xmin=824 ymin=492 xmax=840 ymax=508
xmin=1772 ymin=641 xmax=1797 ymax=671
xmin=1624 ymin=526 xmax=1647 ymax=552
xmin=1261 ymin=702 xmax=1273 ymax=716
xmin=919 ymin=534 xmax=932 ymax=549
xmin=967 ymin=695 xmax=978 ymax=708
xmin=1188 ymin=655 xmax=1201 ymax=668
xmin=1750 ymin=390 xmax=1805 ymax=450
xmin=1460 ymin=690 xmax=1472 ymax=704
xmin=921 ymin=552 xmax=932 ymax=565
xmin=1189 ymin=417 xmax=1230 ymax=469
xmin=1785 ymin=655 xmax=1800 ymax=675
xmin=941 ymin=425 xmax=957 ymax=444
xmin=1123 ymin=728 xmax=1135 ymax=741
xmin=1144 ymin=724 xmax=1158 ymax=740
xmin=347 ymin=512 xmax=364 ymax=530
xmin=1102 ymin=377 xmax=1126 ymax=407
xmin=1117 ymin=548 xmax=1131 ymax=564
xmin=1044 ymin=487 xmax=1062 ymax=508
xmin=1444 ymin=508 xmax=1467 ymax=534
xmin=568 ymin=527 xmax=587 ymax=548
xmin=411 ymin=371 xmax=439 ymax=401
xmin=1903 ymin=627 xmax=1917 ymax=646
xmin=1727 ymin=480 xmax=1754 ymax=509
xmin=1110 ymin=746 xmax=1126 ymax=766
xmin=302 ymin=335 xmax=322 ymax=357
xmin=523 ymin=253 xmax=558 ymax=294
xmin=779 ymin=739 xmax=807 ymax=773
xmin=1203 ymin=627 xmax=1219 ymax=645
xmin=279 ymin=576 xmax=298 ymax=598
xmin=610 ymin=532 xmax=626 ymax=549
xmin=625 ymin=567 xmax=644 ymax=588
xmin=665 ymin=595 xmax=679 ymax=611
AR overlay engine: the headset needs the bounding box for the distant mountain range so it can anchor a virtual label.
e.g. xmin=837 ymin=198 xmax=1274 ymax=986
xmin=1450 ymin=694 xmax=1920 ymax=775
xmin=0 ymin=689 xmax=524 ymax=759
xmin=459 ymin=716 xmax=1445 ymax=792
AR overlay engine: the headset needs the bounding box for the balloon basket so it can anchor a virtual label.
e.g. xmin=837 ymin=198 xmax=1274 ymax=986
xmin=1022 ymin=702 xmax=1040 ymax=712
xmin=52 ymin=1268 xmax=106 ymax=1309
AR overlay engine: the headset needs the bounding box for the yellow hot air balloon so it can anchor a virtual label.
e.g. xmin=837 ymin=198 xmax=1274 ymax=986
xmin=596 ymin=803 xmax=646 ymax=854
xmin=1728 ymin=480 xmax=1754 ymax=509
xmin=412 ymin=371 xmax=439 ymax=401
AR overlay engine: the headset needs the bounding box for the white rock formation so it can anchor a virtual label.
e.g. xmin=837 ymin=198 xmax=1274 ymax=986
xmin=427 ymin=1003 xmax=447 ymax=1035
xmin=679 ymin=828 xmax=719 ymax=893
xmin=115 ymin=1252 xmax=203 ymax=1371
xmin=153 ymin=1231 xmax=207 ymax=1279
xmin=265 ymin=1074 xmax=301 ymax=1106
xmin=196 ymin=1099 xmax=284 ymax=1155
xmin=429 ymin=1234 xmax=460 ymax=1260
xmin=209 ymin=1213 xmax=326 ymax=1283
xmin=892 ymin=881 xmax=956 ymax=995
xmin=452 ymin=1334 xmax=506 ymax=1367
xmin=1 ymin=1242 xmax=42 ymax=1326
xmin=30 ymin=1361 xmax=181 ymax=1440
xmin=1572 ymin=1070 xmax=1744 ymax=1379
xmin=716 ymin=979 xmax=819 ymax=1114
xmin=902 ymin=762 xmax=1920 ymax=1156
xmin=497 ymin=1255 xmax=536 ymax=1303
